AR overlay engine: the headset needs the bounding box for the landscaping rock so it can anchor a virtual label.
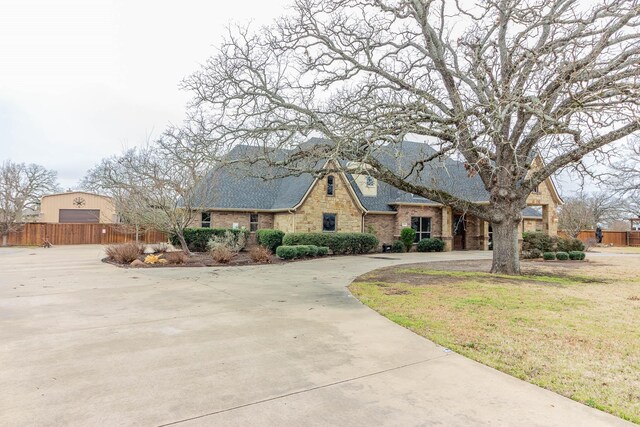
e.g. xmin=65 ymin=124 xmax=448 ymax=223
xmin=143 ymin=246 xmax=156 ymax=254
xmin=130 ymin=259 xmax=145 ymax=267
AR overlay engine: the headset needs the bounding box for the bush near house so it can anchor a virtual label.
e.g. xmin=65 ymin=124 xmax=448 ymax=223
xmin=275 ymin=244 xmax=330 ymax=259
xmin=557 ymin=237 xmax=586 ymax=252
xmin=522 ymin=232 xmax=554 ymax=253
xmin=282 ymin=232 xmax=379 ymax=254
xmin=171 ymin=228 xmax=249 ymax=252
xmin=569 ymin=251 xmax=586 ymax=260
xmin=391 ymin=240 xmax=406 ymax=253
xmin=522 ymin=232 xmax=585 ymax=255
xmin=248 ymin=246 xmax=272 ymax=263
xmin=416 ymin=238 xmax=445 ymax=252
xmin=555 ymin=251 xmax=570 ymax=260
xmin=543 ymin=252 xmax=556 ymax=260
xmin=400 ymin=227 xmax=416 ymax=252
xmin=256 ymin=229 xmax=285 ymax=252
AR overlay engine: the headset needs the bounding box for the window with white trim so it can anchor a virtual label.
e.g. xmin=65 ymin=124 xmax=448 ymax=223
xmin=249 ymin=213 xmax=259 ymax=232
xmin=201 ymin=212 xmax=211 ymax=228
xmin=411 ymin=217 xmax=431 ymax=242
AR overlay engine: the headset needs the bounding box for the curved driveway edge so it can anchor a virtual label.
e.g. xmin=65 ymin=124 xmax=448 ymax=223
xmin=0 ymin=246 xmax=631 ymax=426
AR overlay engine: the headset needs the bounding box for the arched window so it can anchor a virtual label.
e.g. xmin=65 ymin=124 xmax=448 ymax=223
xmin=327 ymin=175 xmax=335 ymax=196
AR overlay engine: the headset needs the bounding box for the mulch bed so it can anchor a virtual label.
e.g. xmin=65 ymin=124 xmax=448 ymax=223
xmin=103 ymin=251 xmax=288 ymax=268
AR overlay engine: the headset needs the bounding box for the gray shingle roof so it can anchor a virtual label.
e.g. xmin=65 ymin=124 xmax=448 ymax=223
xmin=522 ymin=206 xmax=542 ymax=218
xmin=197 ymin=139 xmax=527 ymax=213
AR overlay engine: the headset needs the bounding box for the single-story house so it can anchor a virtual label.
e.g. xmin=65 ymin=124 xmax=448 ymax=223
xmin=39 ymin=191 xmax=117 ymax=223
xmin=195 ymin=139 xmax=561 ymax=251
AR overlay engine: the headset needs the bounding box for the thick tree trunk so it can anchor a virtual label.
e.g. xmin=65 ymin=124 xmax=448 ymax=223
xmin=490 ymin=220 xmax=521 ymax=275
xmin=175 ymin=231 xmax=192 ymax=256
xmin=1 ymin=234 xmax=7 ymax=247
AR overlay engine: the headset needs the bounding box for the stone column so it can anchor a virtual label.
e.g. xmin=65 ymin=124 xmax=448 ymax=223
xmin=544 ymin=205 xmax=558 ymax=236
xmin=441 ymin=206 xmax=453 ymax=251
xmin=481 ymin=220 xmax=490 ymax=251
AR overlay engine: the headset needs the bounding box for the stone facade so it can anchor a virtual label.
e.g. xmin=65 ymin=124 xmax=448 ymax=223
xmin=293 ymin=173 xmax=364 ymax=233
xmin=523 ymin=218 xmax=543 ymax=233
xmin=273 ymin=212 xmax=295 ymax=233
xmin=193 ymin=157 xmax=561 ymax=252
xmin=526 ymin=158 xmax=561 ymax=236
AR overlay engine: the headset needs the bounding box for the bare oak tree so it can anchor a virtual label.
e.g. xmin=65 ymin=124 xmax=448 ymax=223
xmin=82 ymin=131 xmax=213 ymax=254
xmin=558 ymin=192 xmax=620 ymax=237
xmin=0 ymin=161 xmax=60 ymax=246
xmin=181 ymin=0 xmax=640 ymax=274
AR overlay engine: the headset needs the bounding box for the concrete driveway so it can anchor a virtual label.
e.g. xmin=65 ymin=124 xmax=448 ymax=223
xmin=0 ymin=246 xmax=630 ymax=426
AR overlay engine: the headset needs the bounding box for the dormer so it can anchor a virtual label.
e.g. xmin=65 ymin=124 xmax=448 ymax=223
xmin=346 ymin=161 xmax=377 ymax=197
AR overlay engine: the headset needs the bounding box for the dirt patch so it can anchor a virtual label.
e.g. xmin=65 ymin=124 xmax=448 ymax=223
xmin=357 ymin=270 xmax=461 ymax=286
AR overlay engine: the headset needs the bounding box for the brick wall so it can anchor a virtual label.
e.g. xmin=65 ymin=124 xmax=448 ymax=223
xmin=364 ymin=214 xmax=396 ymax=245
xmin=208 ymin=211 xmax=274 ymax=231
xmin=394 ymin=205 xmax=443 ymax=239
xmin=294 ymin=173 xmax=363 ymax=233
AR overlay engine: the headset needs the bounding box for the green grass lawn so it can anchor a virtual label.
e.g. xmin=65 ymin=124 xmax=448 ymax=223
xmin=349 ymin=259 xmax=640 ymax=423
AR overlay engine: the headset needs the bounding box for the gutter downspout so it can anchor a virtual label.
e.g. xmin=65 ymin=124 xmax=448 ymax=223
xmin=288 ymin=208 xmax=296 ymax=232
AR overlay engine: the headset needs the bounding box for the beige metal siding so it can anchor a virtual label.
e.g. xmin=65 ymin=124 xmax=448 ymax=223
xmin=40 ymin=192 xmax=116 ymax=223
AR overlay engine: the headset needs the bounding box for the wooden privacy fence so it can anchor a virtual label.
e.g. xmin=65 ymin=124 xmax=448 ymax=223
xmin=570 ymin=230 xmax=640 ymax=247
xmin=5 ymin=223 xmax=167 ymax=246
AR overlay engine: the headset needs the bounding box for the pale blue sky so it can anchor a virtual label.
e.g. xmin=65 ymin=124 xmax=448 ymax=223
xmin=0 ymin=0 xmax=289 ymax=189
xmin=0 ymin=0 xmax=602 ymax=194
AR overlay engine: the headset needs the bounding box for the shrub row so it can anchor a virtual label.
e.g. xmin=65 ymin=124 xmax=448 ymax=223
xmin=171 ymin=228 xmax=249 ymax=252
xmin=276 ymin=245 xmax=329 ymax=260
xmin=542 ymin=251 xmax=586 ymax=261
xmin=282 ymin=232 xmax=379 ymax=254
xmin=416 ymin=238 xmax=445 ymax=252
xmin=256 ymin=229 xmax=285 ymax=252
xmin=522 ymin=232 xmax=585 ymax=253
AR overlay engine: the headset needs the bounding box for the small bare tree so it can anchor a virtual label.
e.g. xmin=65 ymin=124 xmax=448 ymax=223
xmin=180 ymin=0 xmax=640 ymax=274
xmin=558 ymin=192 xmax=619 ymax=237
xmin=82 ymin=131 xmax=213 ymax=254
xmin=0 ymin=161 xmax=60 ymax=246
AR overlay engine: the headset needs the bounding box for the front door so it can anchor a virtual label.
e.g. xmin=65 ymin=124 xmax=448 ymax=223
xmin=453 ymin=215 xmax=466 ymax=250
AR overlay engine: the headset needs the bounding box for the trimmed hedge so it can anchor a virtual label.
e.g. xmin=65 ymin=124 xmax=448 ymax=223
xmin=171 ymin=228 xmax=249 ymax=252
xmin=569 ymin=251 xmax=586 ymax=260
xmin=276 ymin=246 xmax=299 ymax=260
xmin=416 ymin=238 xmax=445 ymax=252
xmin=276 ymin=244 xmax=324 ymax=259
xmin=282 ymin=232 xmax=379 ymax=254
xmin=555 ymin=251 xmax=569 ymax=260
xmin=256 ymin=229 xmax=285 ymax=252
xmin=391 ymin=240 xmax=405 ymax=253
xmin=543 ymin=252 xmax=556 ymax=260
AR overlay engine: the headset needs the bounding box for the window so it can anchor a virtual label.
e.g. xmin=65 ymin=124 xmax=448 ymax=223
xmin=327 ymin=175 xmax=335 ymax=196
xmin=201 ymin=212 xmax=211 ymax=228
xmin=249 ymin=213 xmax=259 ymax=232
xmin=365 ymin=176 xmax=375 ymax=187
xmin=533 ymin=184 xmax=540 ymax=193
xmin=411 ymin=217 xmax=431 ymax=242
xmin=323 ymin=213 xmax=336 ymax=232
